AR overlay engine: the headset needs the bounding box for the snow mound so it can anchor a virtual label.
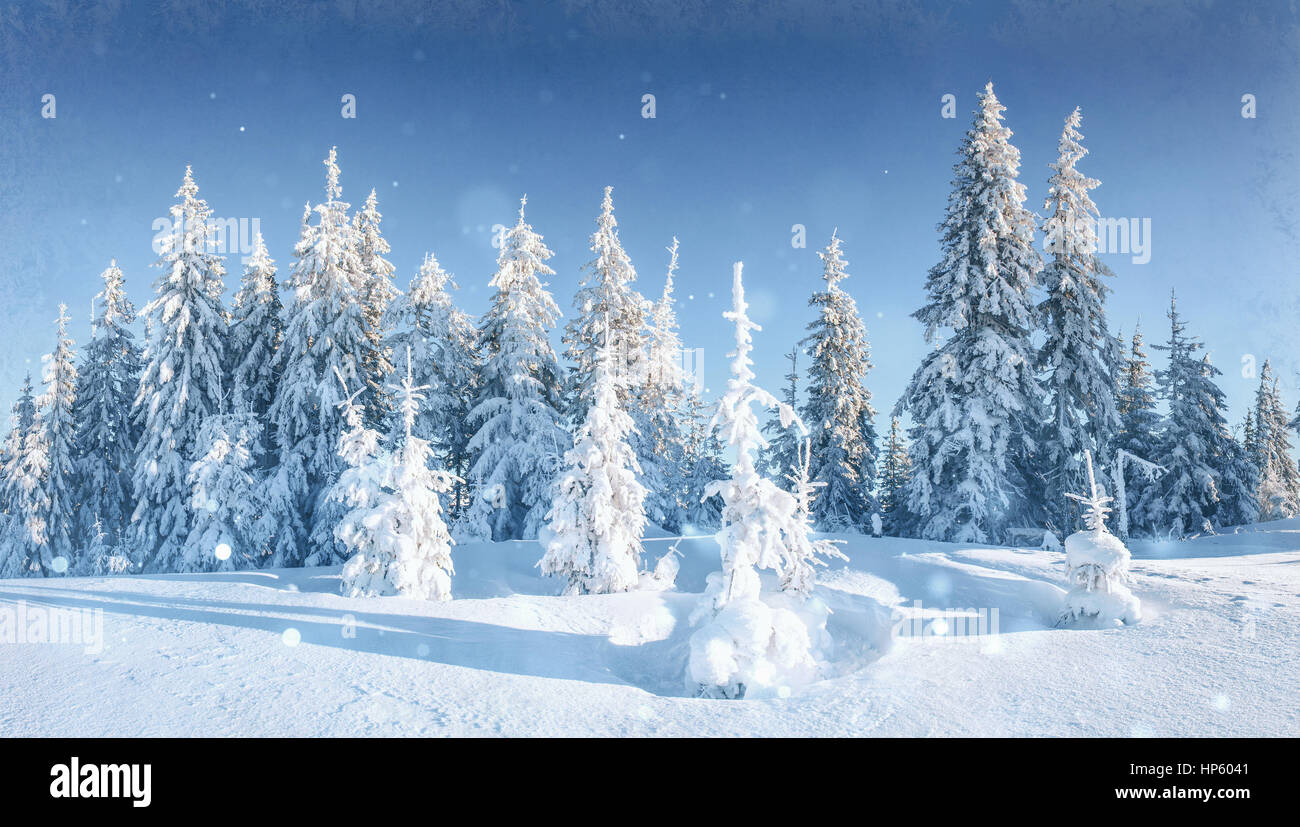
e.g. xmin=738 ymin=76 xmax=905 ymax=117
xmin=1060 ymin=528 xmax=1140 ymax=627
xmin=1064 ymin=528 xmax=1129 ymax=571
xmin=687 ymin=593 xmax=824 ymax=699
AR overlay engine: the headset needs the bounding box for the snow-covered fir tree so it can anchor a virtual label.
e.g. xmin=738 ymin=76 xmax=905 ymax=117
xmin=78 ymin=515 xmax=133 ymax=576
xmin=1149 ymin=298 xmax=1217 ymax=537
xmin=1037 ymin=108 xmax=1121 ymax=536
xmin=184 ymin=413 xmax=267 ymax=571
xmin=0 ymin=375 xmax=37 ymax=512
xmin=1 ymin=376 xmax=47 ymax=576
xmin=39 ymin=305 xmax=79 ymax=573
xmin=131 ymin=166 xmax=229 ymax=572
xmin=353 ymin=189 xmax=399 ymax=428
xmin=799 ymin=231 xmax=879 ymax=531
xmin=73 ymin=261 xmax=141 ymax=551
xmin=0 ymin=375 xmax=36 ymax=473
xmin=384 ymin=252 xmax=480 ymax=518
xmin=1207 ymin=355 xmax=1260 ymax=530
xmin=635 ymin=237 xmax=690 ymax=530
xmin=781 ymin=439 xmax=847 ymax=596
xmin=1290 ymin=397 xmax=1300 ymax=496
xmin=540 ymin=335 xmax=648 ymax=595
xmin=460 ymin=197 xmax=569 ymax=541
xmin=1058 ymin=450 xmax=1141 ymax=626
xmin=687 ymin=263 xmax=838 ymax=699
xmin=896 ymin=82 xmax=1045 ymax=544
xmin=1151 ymin=293 xmax=1257 ymax=536
xmin=4 ymin=419 xmax=50 ymax=576
xmin=0 ymin=375 xmax=38 ymax=576
xmin=1251 ymin=359 xmax=1300 ymax=520
xmin=1242 ymin=406 xmax=1257 ymax=454
xmin=336 ymin=360 xmax=458 ymax=601
xmin=877 ymin=416 xmax=912 ymax=537
xmin=227 ymin=233 xmax=282 ymax=436
xmin=761 ymin=347 xmax=802 ymax=490
xmin=1114 ymin=326 xmax=1163 ymax=537
xmin=681 ymin=389 xmax=727 ymax=532
xmin=266 ymin=148 xmax=368 ymax=566
xmin=562 ymin=186 xmax=647 ymax=418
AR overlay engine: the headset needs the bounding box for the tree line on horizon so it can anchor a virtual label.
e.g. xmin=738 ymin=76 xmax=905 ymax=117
xmin=0 ymin=81 xmax=1296 ymax=581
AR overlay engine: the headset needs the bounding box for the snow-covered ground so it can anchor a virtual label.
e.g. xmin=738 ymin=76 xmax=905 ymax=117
xmin=1 ymin=520 xmax=1297 ymax=737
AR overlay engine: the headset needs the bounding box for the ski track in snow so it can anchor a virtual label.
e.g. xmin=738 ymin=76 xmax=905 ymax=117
xmin=1 ymin=522 xmax=1297 ymax=736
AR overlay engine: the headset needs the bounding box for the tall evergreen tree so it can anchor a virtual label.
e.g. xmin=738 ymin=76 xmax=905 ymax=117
xmin=227 ymin=233 xmax=282 ymax=432
xmin=1206 ymin=355 xmax=1259 ymax=530
xmin=0 ymin=376 xmax=37 ymax=497
xmin=1151 ymin=293 xmax=1257 ymax=535
xmin=1290 ymin=396 xmax=1300 ymax=497
xmin=540 ymin=335 xmax=648 ymax=595
xmin=562 ymin=186 xmax=647 ymax=418
xmin=40 ymin=305 xmax=79 ymax=572
xmin=74 ymin=261 xmax=141 ymax=549
xmin=895 ymin=82 xmax=1045 ymax=544
xmin=681 ymin=388 xmax=727 ymax=532
xmin=184 ymin=412 xmax=268 ymax=571
xmin=636 ymin=238 xmax=690 ymax=531
xmin=1037 ymin=108 xmax=1121 ymax=535
xmin=799 ymin=231 xmax=879 ymax=531
xmin=353 ymin=189 xmax=399 ymax=428
xmin=460 ymin=197 xmax=569 ymax=541
xmin=385 ymin=252 xmax=480 ymax=518
xmin=335 ymin=359 xmax=458 ymax=601
xmin=131 ymin=167 xmax=228 ymax=572
xmin=2 ymin=376 xmax=36 ymax=460
xmin=0 ymin=376 xmax=39 ymax=577
xmin=1251 ymin=359 xmax=1299 ymax=520
xmin=1114 ymin=325 xmax=1163 ymax=537
xmin=266 ymin=148 xmax=369 ymax=566
xmin=1241 ymin=410 xmax=1257 ymax=456
xmin=877 ymin=416 xmax=912 ymax=537
xmin=2 ymin=401 xmax=49 ymax=576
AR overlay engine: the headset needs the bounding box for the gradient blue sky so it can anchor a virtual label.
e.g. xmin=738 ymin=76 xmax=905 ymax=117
xmin=2 ymin=1 xmax=1298 ymax=430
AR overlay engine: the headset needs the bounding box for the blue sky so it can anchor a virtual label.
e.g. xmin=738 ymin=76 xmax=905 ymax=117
xmin=1 ymin=1 xmax=1298 ymax=431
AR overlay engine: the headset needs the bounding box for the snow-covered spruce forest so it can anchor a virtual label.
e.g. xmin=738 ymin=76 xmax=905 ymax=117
xmin=1 ymin=83 xmax=1295 ymax=700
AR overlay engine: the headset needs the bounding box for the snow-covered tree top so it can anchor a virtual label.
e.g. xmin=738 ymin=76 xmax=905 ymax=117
xmin=324 ymin=146 xmax=343 ymax=203
xmin=818 ymin=229 xmax=848 ymax=290
xmin=1065 ymin=450 xmax=1113 ymax=533
xmin=711 ymin=263 xmax=798 ymax=476
xmin=236 ymin=233 xmax=277 ymax=300
xmin=93 ymin=259 xmax=135 ymax=332
xmin=406 ymin=252 xmax=455 ymax=310
xmin=913 ymin=81 xmax=1040 ymax=342
xmin=393 ymin=346 xmax=429 ymax=441
xmin=1043 ymin=106 xmax=1107 ymax=267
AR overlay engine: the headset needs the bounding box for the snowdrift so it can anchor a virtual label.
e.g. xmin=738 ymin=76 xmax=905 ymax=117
xmin=1 ymin=524 xmax=1297 ymax=736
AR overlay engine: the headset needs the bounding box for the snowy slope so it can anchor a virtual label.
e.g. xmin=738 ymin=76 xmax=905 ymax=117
xmin=1 ymin=522 xmax=1297 ymax=737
